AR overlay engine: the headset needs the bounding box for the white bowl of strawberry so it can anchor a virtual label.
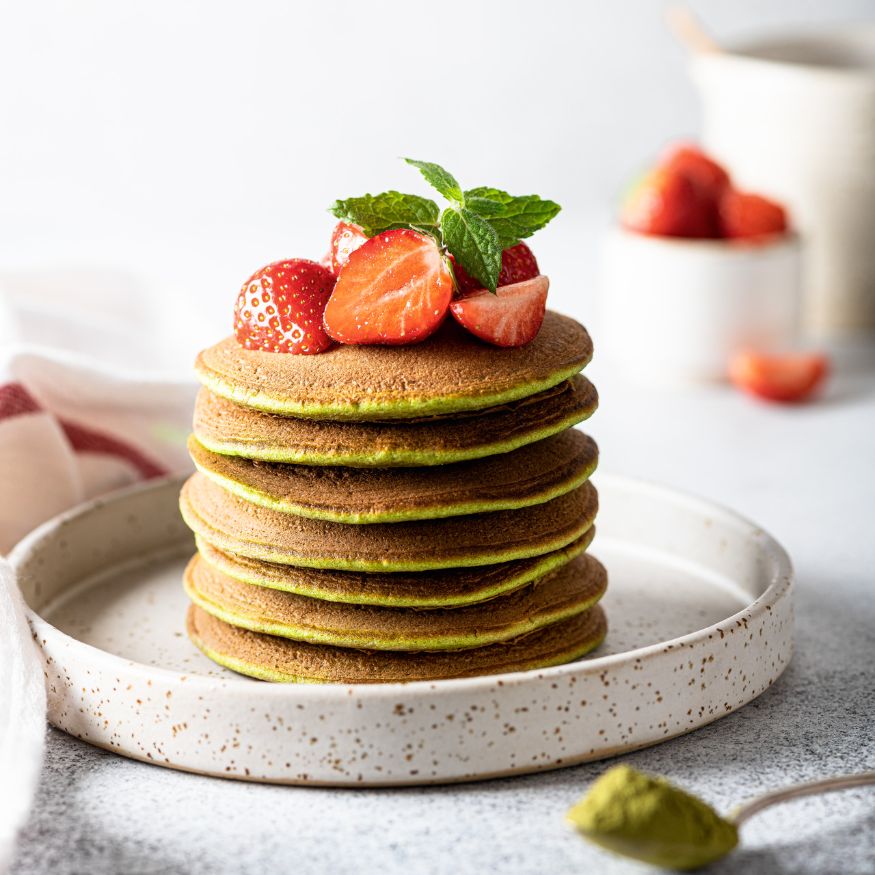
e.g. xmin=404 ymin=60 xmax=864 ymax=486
xmin=599 ymin=144 xmax=827 ymax=401
xmin=234 ymin=158 xmax=560 ymax=357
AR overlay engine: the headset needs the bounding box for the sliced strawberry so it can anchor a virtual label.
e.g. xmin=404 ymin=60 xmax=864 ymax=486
xmin=234 ymin=259 xmax=335 ymax=355
xmin=329 ymin=221 xmax=369 ymax=274
xmin=719 ymin=190 xmax=788 ymax=239
xmin=729 ymin=350 xmax=829 ymax=403
xmin=454 ymin=242 xmax=540 ymax=294
xmin=621 ymin=167 xmax=712 ymax=238
xmin=324 ymin=229 xmax=453 ymax=345
xmin=450 ymin=276 xmax=548 ymax=347
xmin=661 ymin=143 xmax=730 ymax=201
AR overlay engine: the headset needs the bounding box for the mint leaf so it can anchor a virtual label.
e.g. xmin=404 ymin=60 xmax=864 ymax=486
xmin=465 ymin=187 xmax=561 ymax=248
xmin=463 ymin=196 xmax=506 ymax=219
xmin=404 ymin=159 xmax=464 ymax=204
xmin=329 ymin=191 xmax=439 ymax=237
xmin=440 ymin=207 xmax=502 ymax=293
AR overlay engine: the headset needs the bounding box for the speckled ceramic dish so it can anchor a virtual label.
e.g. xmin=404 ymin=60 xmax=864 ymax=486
xmin=12 ymin=474 xmax=793 ymax=786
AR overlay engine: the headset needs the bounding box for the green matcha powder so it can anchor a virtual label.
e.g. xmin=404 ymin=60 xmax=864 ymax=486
xmin=567 ymin=765 xmax=739 ymax=870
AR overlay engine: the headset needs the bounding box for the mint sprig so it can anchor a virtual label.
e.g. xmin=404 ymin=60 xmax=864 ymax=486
xmin=441 ymin=207 xmax=502 ymax=293
xmin=329 ymin=191 xmax=439 ymax=238
xmin=465 ymin=187 xmax=561 ymax=249
xmin=403 ymin=158 xmax=464 ymax=205
xmin=328 ymin=159 xmax=560 ymax=293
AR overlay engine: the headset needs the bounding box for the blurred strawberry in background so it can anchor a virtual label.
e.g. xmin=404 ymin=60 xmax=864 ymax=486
xmin=621 ymin=143 xmax=788 ymax=242
xmin=611 ymin=141 xmax=829 ymax=402
xmin=719 ymin=191 xmax=787 ymax=239
xmin=621 ymin=166 xmax=713 ymax=238
xmin=729 ymin=350 xmax=829 ymax=403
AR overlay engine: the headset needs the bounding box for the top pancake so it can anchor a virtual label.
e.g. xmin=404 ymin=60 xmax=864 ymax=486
xmin=195 ymin=311 xmax=592 ymax=421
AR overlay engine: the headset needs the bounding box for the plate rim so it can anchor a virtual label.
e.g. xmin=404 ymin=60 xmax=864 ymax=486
xmin=13 ymin=471 xmax=793 ymax=699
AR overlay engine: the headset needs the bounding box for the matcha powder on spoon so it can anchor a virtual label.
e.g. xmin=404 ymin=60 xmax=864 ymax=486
xmin=566 ymin=765 xmax=738 ymax=870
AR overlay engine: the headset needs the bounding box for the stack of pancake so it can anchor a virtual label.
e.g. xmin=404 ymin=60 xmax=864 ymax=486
xmin=180 ymin=311 xmax=607 ymax=683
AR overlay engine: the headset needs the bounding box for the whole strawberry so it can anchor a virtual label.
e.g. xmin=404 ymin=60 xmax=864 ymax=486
xmin=660 ymin=144 xmax=730 ymax=202
xmin=454 ymin=242 xmax=540 ymax=293
xmin=621 ymin=167 xmax=712 ymax=238
xmin=719 ymin=190 xmax=788 ymax=239
xmin=234 ymin=259 xmax=336 ymax=354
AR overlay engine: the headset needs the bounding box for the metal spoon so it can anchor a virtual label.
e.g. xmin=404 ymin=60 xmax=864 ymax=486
xmin=731 ymin=770 xmax=875 ymax=827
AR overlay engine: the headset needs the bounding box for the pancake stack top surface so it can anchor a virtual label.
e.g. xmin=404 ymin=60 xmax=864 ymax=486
xmin=180 ymin=158 xmax=607 ymax=683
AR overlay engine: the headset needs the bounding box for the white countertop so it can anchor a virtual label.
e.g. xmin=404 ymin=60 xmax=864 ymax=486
xmin=11 ymin=345 xmax=875 ymax=875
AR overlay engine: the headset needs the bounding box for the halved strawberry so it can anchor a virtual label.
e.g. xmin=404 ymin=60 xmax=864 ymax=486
xmin=719 ymin=190 xmax=788 ymax=240
xmin=324 ymin=229 xmax=453 ymax=345
xmin=729 ymin=350 xmax=829 ymax=402
xmin=449 ymin=276 xmax=548 ymax=347
xmin=621 ymin=167 xmax=712 ymax=238
xmin=329 ymin=221 xmax=369 ymax=274
xmin=234 ymin=259 xmax=335 ymax=355
xmin=454 ymin=242 xmax=540 ymax=293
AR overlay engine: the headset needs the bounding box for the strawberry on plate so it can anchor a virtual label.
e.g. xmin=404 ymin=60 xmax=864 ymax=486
xmin=719 ymin=190 xmax=788 ymax=239
xmin=323 ymin=229 xmax=453 ymax=345
xmin=450 ymin=275 xmax=548 ymax=347
xmin=621 ymin=167 xmax=712 ymax=239
xmin=729 ymin=350 xmax=829 ymax=403
xmin=454 ymin=242 xmax=540 ymax=294
xmin=329 ymin=221 xmax=369 ymax=274
xmin=234 ymin=259 xmax=336 ymax=355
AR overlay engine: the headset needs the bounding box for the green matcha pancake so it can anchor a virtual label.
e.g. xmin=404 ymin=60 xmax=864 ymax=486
xmin=184 ymin=552 xmax=607 ymax=651
xmin=195 ymin=311 xmax=592 ymax=421
xmin=195 ymin=527 xmax=596 ymax=608
xmin=192 ymin=376 xmax=598 ymax=467
xmin=188 ymin=429 xmax=598 ymax=523
xmin=180 ymin=473 xmax=598 ymax=572
xmin=187 ymin=602 xmax=608 ymax=683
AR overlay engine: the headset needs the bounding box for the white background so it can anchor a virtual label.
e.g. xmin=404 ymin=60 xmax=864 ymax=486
xmin=1 ymin=0 xmax=873 ymax=369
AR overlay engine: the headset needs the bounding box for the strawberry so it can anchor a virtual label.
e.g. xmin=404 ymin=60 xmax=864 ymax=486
xmin=729 ymin=350 xmax=828 ymax=403
xmin=719 ymin=190 xmax=788 ymax=239
xmin=660 ymin=143 xmax=729 ymax=236
xmin=449 ymin=275 xmax=548 ymax=347
xmin=454 ymin=242 xmax=540 ymax=293
xmin=234 ymin=259 xmax=335 ymax=355
xmin=661 ymin=143 xmax=730 ymax=201
xmin=329 ymin=221 xmax=369 ymax=274
xmin=323 ymin=229 xmax=453 ymax=345
xmin=621 ymin=167 xmax=712 ymax=238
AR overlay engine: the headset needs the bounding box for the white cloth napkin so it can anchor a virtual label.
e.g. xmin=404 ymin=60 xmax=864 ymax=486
xmin=0 ymin=269 xmax=197 ymax=871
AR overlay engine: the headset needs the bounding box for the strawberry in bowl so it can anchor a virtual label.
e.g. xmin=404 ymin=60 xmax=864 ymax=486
xmin=622 ymin=143 xmax=787 ymax=243
xmin=603 ymin=141 xmax=826 ymax=394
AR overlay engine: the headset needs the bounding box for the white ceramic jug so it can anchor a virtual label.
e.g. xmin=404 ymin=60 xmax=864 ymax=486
xmin=691 ymin=25 xmax=875 ymax=338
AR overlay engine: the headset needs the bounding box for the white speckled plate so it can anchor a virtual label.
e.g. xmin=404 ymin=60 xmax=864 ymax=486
xmin=12 ymin=474 xmax=793 ymax=786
